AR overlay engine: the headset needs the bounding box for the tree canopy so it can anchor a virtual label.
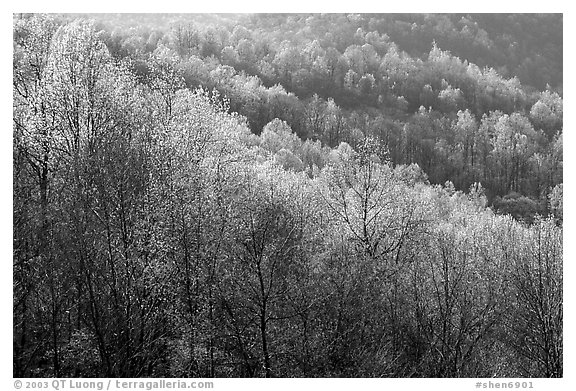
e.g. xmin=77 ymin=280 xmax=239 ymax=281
xmin=13 ymin=13 xmax=562 ymax=378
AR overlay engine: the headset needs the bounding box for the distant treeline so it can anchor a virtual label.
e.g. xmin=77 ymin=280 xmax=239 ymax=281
xmin=60 ymin=12 xmax=565 ymax=217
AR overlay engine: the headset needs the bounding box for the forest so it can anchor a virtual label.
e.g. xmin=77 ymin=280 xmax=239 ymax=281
xmin=13 ymin=13 xmax=562 ymax=378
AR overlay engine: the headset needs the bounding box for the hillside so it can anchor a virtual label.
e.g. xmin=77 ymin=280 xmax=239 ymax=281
xmin=13 ymin=13 xmax=563 ymax=379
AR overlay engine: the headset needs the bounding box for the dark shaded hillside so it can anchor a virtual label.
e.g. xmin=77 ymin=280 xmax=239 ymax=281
xmin=365 ymin=14 xmax=562 ymax=91
xmin=61 ymin=13 xmax=563 ymax=91
xmin=246 ymin=13 xmax=563 ymax=91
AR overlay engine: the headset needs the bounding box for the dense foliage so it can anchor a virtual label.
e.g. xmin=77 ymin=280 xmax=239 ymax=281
xmin=13 ymin=14 xmax=562 ymax=378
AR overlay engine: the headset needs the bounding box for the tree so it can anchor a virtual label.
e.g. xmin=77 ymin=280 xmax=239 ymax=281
xmin=490 ymin=113 xmax=539 ymax=194
xmin=452 ymin=109 xmax=478 ymax=182
xmin=172 ymin=23 xmax=200 ymax=57
xmin=274 ymin=149 xmax=305 ymax=172
xmin=222 ymin=164 xmax=316 ymax=377
xmin=506 ymin=218 xmax=562 ymax=377
xmin=529 ymin=89 xmax=563 ymax=138
xmin=319 ymin=136 xmax=430 ymax=269
xmin=438 ymin=83 xmax=464 ymax=112
xmin=260 ymin=118 xmax=302 ymax=155
xmin=304 ymin=94 xmax=327 ymax=139
xmin=272 ymin=43 xmax=302 ymax=86
xmin=548 ymin=184 xmax=562 ymax=223
xmin=155 ymin=88 xmax=256 ymax=377
xmin=322 ymin=98 xmax=346 ymax=147
xmin=145 ymin=50 xmax=186 ymax=123
xmin=13 ymin=15 xmax=63 ymax=376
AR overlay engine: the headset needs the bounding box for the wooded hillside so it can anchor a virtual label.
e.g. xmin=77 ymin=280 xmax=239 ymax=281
xmin=13 ymin=13 xmax=562 ymax=378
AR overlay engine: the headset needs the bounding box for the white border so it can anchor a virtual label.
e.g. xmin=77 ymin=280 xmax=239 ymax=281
xmin=2 ymin=3 xmax=572 ymax=389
